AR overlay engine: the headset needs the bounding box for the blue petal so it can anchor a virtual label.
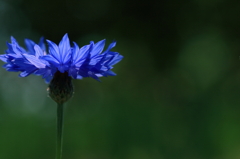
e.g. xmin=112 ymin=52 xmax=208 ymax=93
xmin=77 ymin=75 xmax=83 ymax=79
xmin=103 ymin=70 xmax=116 ymax=76
xmin=89 ymin=55 xmax=103 ymax=65
xmin=59 ymin=33 xmax=71 ymax=63
xmin=107 ymin=54 xmax=124 ymax=66
xmin=11 ymin=37 xmax=26 ymax=53
xmin=44 ymin=76 xmax=53 ymax=83
xmin=71 ymin=42 xmax=80 ymax=63
xmin=34 ymin=45 xmax=44 ymax=57
xmin=90 ymin=39 xmax=106 ymax=57
xmin=19 ymin=71 xmax=30 ymax=77
xmin=88 ymin=71 xmax=101 ymax=81
xmin=35 ymin=66 xmax=56 ymax=83
xmin=58 ymin=64 xmax=68 ymax=73
xmin=38 ymin=37 xmax=46 ymax=51
xmin=42 ymin=55 xmax=59 ymax=68
xmin=68 ymin=67 xmax=78 ymax=79
xmin=0 ymin=55 xmax=7 ymax=62
xmin=102 ymin=41 xmax=116 ymax=54
xmin=24 ymin=39 xmax=36 ymax=55
xmin=47 ymin=40 xmax=61 ymax=61
xmin=72 ymin=42 xmax=91 ymax=66
xmin=14 ymin=58 xmax=30 ymax=67
xmin=19 ymin=66 xmax=36 ymax=77
xmin=23 ymin=54 xmax=46 ymax=68
xmin=3 ymin=63 xmax=20 ymax=72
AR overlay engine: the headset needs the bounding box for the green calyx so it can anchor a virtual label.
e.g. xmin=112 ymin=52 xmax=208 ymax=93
xmin=48 ymin=71 xmax=73 ymax=104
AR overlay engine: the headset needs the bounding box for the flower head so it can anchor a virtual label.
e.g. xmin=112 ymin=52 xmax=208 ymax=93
xmin=0 ymin=34 xmax=123 ymax=83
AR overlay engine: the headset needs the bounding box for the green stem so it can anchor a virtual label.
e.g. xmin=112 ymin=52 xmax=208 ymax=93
xmin=56 ymin=103 xmax=64 ymax=159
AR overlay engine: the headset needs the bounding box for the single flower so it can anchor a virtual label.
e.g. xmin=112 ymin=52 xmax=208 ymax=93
xmin=0 ymin=33 xmax=123 ymax=159
xmin=0 ymin=33 xmax=123 ymax=84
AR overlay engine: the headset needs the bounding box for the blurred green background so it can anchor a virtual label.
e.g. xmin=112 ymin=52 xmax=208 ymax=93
xmin=0 ymin=0 xmax=240 ymax=159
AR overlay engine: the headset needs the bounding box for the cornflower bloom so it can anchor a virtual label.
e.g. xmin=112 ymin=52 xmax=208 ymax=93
xmin=0 ymin=33 xmax=123 ymax=159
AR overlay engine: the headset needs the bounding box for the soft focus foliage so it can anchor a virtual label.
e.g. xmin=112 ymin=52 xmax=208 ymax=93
xmin=0 ymin=0 xmax=240 ymax=159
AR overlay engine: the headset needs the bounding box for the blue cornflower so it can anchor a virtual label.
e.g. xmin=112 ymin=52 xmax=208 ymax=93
xmin=0 ymin=34 xmax=123 ymax=159
xmin=0 ymin=34 xmax=123 ymax=83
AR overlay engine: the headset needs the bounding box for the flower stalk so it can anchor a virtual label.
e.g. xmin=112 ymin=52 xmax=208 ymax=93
xmin=56 ymin=103 xmax=64 ymax=159
xmin=48 ymin=71 xmax=74 ymax=159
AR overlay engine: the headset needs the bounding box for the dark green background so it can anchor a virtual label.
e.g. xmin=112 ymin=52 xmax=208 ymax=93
xmin=0 ymin=0 xmax=240 ymax=158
